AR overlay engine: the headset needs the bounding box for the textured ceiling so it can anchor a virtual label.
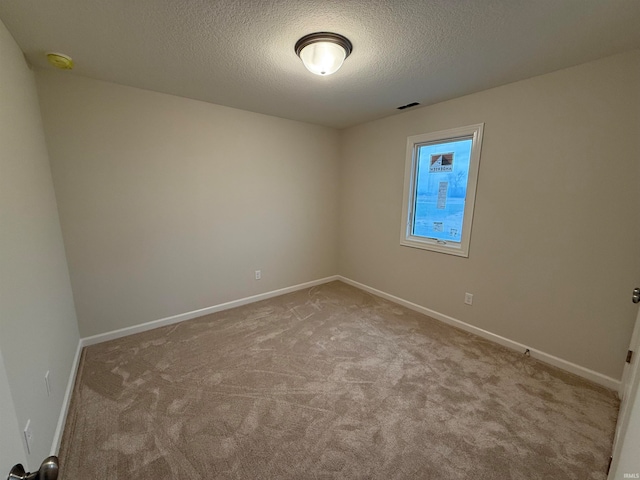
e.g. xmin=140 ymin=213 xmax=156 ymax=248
xmin=1 ymin=0 xmax=639 ymax=128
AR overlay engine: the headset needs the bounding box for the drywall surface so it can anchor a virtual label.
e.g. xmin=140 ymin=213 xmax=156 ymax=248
xmin=0 ymin=349 xmax=26 ymax=474
xmin=36 ymin=71 xmax=340 ymax=337
xmin=0 ymin=19 xmax=80 ymax=468
xmin=338 ymin=50 xmax=640 ymax=381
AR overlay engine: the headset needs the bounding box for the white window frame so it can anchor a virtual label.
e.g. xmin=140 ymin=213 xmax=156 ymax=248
xmin=400 ymin=123 xmax=484 ymax=257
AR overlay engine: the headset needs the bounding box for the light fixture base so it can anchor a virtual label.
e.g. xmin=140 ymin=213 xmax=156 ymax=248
xmin=294 ymin=32 xmax=353 ymax=59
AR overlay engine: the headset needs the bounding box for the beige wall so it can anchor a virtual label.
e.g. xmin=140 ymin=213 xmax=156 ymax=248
xmin=28 ymin=48 xmax=639 ymax=384
xmin=338 ymin=51 xmax=640 ymax=380
xmin=35 ymin=71 xmax=341 ymax=337
xmin=0 ymin=19 xmax=80 ymax=469
xmin=0 ymin=351 xmax=26 ymax=474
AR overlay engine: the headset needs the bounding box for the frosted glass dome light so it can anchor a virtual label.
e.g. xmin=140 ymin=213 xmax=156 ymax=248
xmin=295 ymin=32 xmax=352 ymax=76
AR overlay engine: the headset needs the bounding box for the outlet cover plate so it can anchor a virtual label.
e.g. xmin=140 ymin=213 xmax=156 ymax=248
xmin=45 ymin=370 xmax=51 ymax=397
xmin=23 ymin=419 xmax=33 ymax=454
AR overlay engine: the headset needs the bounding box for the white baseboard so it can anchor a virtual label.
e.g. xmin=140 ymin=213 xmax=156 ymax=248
xmin=338 ymin=276 xmax=621 ymax=391
xmin=81 ymin=275 xmax=340 ymax=347
xmin=50 ymin=339 xmax=83 ymax=455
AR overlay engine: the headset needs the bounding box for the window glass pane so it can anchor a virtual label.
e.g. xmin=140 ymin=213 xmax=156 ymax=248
xmin=412 ymin=137 xmax=473 ymax=242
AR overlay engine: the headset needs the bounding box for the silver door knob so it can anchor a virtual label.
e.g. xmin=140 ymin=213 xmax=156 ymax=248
xmin=633 ymin=287 xmax=640 ymax=304
xmin=7 ymin=456 xmax=57 ymax=480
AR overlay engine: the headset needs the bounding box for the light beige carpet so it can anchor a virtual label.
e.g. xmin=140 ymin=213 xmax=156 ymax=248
xmin=59 ymin=281 xmax=618 ymax=479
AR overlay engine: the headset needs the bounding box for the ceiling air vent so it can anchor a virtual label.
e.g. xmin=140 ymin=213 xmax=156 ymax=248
xmin=397 ymin=102 xmax=420 ymax=110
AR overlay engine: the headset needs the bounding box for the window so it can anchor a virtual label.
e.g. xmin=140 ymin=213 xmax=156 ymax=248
xmin=400 ymin=124 xmax=484 ymax=257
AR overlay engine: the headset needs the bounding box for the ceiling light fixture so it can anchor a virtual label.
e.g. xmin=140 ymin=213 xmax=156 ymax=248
xmin=295 ymin=32 xmax=352 ymax=76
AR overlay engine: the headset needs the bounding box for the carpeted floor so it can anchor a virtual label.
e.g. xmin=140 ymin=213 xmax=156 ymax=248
xmin=59 ymin=281 xmax=619 ymax=479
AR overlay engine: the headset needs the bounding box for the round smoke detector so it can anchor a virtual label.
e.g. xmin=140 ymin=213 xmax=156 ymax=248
xmin=46 ymin=52 xmax=74 ymax=70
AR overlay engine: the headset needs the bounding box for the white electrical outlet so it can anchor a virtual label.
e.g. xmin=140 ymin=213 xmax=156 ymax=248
xmin=255 ymin=270 xmax=261 ymax=280
xmin=464 ymin=292 xmax=473 ymax=305
xmin=24 ymin=419 xmax=34 ymax=454
xmin=45 ymin=370 xmax=51 ymax=397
